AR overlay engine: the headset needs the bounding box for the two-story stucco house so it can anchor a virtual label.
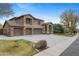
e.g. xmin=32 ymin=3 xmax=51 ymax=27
xmin=3 ymin=14 xmax=53 ymax=36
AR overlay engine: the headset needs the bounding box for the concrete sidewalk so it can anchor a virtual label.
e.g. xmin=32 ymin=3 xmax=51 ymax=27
xmin=34 ymin=34 xmax=79 ymax=56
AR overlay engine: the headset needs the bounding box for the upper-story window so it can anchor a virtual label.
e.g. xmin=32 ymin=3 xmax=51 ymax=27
xmin=26 ymin=18 xmax=32 ymax=25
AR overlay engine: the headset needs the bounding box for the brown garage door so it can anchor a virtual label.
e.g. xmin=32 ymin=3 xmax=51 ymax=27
xmin=14 ymin=28 xmax=23 ymax=36
xmin=26 ymin=28 xmax=32 ymax=35
xmin=33 ymin=28 xmax=42 ymax=34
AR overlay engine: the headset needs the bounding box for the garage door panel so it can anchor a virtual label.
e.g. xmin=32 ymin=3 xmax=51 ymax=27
xmin=14 ymin=28 xmax=23 ymax=36
xmin=33 ymin=28 xmax=42 ymax=34
xmin=26 ymin=28 xmax=32 ymax=35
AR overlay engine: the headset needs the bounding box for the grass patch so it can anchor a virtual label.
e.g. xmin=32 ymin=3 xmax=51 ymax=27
xmin=0 ymin=39 xmax=37 ymax=56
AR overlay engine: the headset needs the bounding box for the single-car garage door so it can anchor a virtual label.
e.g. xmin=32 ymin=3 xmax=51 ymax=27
xmin=14 ymin=28 xmax=23 ymax=36
xmin=33 ymin=28 xmax=42 ymax=34
xmin=26 ymin=28 xmax=32 ymax=35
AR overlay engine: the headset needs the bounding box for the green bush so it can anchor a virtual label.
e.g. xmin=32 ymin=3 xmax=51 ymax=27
xmin=53 ymin=24 xmax=64 ymax=34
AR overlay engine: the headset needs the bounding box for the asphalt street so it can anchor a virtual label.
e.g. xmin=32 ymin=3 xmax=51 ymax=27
xmin=60 ymin=37 xmax=79 ymax=56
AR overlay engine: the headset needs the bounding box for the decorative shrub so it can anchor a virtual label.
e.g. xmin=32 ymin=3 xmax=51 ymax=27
xmin=53 ymin=24 xmax=64 ymax=34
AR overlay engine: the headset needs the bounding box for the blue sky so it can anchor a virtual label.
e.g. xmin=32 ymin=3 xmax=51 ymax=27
xmin=0 ymin=3 xmax=79 ymax=24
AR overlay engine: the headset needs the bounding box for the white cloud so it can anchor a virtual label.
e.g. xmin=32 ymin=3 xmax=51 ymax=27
xmin=0 ymin=19 xmax=5 ymax=25
xmin=0 ymin=15 xmax=16 ymax=25
xmin=16 ymin=3 xmax=36 ymax=12
xmin=38 ymin=16 xmax=60 ymax=24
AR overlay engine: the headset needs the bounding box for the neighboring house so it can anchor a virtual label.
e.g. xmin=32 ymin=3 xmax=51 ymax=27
xmin=3 ymin=14 xmax=53 ymax=36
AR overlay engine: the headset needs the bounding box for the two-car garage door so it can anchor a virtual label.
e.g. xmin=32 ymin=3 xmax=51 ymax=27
xmin=25 ymin=28 xmax=42 ymax=35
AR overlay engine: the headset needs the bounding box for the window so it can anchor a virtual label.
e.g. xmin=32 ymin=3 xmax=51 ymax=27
xmin=26 ymin=18 xmax=32 ymax=24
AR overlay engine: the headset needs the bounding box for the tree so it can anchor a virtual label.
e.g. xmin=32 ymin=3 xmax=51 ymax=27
xmin=0 ymin=3 xmax=14 ymax=18
xmin=60 ymin=9 xmax=78 ymax=35
xmin=53 ymin=24 xmax=64 ymax=34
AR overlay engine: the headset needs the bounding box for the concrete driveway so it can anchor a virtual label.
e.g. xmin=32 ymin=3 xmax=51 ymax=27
xmin=0 ymin=34 xmax=78 ymax=56
xmin=0 ymin=34 xmax=75 ymax=47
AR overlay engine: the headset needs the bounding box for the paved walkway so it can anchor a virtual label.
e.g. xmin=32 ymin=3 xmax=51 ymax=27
xmin=0 ymin=34 xmax=78 ymax=56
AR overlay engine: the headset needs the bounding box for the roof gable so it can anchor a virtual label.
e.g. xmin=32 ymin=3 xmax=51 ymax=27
xmin=3 ymin=21 xmax=10 ymax=28
xmin=24 ymin=14 xmax=44 ymax=21
xmin=9 ymin=14 xmax=44 ymax=21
